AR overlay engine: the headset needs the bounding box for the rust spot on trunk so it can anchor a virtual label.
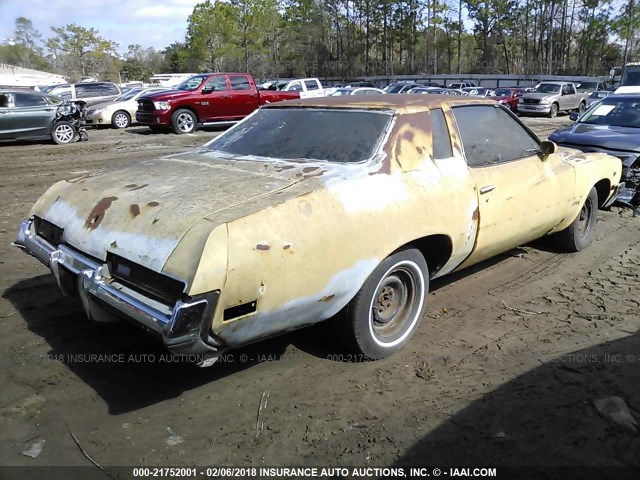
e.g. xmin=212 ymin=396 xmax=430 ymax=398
xmin=256 ymin=243 xmax=271 ymax=251
xmin=85 ymin=196 xmax=118 ymax=230
xmin=130 ymin=204 xmax=141 ymax=217
xmin=147 ymin=201 xmax=159 ymax=207
xmin=319 ymin=294 xmax=335 ymax=302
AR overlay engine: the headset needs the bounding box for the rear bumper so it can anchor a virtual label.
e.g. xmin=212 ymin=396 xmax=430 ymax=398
xmin=135 ymin=110 xmax=172 ymax=126
xmin=13 ymin=218 xmax=221 ymax=358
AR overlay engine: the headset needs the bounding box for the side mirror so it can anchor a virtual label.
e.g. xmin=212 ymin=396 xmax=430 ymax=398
xmin=540 ymin=140 xmax=557 ymax=156
xmin=569 ymin=112 xmax=579 ymax=121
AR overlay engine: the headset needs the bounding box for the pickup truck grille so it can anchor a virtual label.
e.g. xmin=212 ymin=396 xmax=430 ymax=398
xmin=138 ymin=99 xmax=155 ymax=113
xmin=523 ymin=98 xmax=540 ymax=105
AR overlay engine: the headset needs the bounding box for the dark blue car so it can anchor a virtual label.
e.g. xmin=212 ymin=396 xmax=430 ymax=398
xmin=549 ymin=94 xmax=640 ymax=210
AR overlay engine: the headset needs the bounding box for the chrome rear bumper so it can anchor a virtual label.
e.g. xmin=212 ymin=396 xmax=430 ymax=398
xmin=13 ymin=218 xmax=221 ymax=358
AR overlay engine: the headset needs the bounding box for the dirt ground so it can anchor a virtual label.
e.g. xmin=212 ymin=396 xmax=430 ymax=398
xmin=0 ymin=117 xmax=639 ymax=475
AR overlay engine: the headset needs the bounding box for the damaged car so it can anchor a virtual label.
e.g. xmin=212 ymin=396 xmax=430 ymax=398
xmin=549 ymin=94 xmax=640 ymax=212
xmin=14 ymin=96 xmax=622 ymax=366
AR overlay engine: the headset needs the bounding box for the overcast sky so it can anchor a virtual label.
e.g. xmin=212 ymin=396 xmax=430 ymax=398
xmin=0 ymin=0 xmax=202 ymax=53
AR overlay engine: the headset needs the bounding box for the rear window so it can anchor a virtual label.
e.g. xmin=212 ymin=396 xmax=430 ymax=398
xmin=206 ymin=108 xmax=392 ymax=163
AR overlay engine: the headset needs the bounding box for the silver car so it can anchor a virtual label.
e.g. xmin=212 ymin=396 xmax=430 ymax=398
xmin=85 ymin=87 xmax=168 ymax=128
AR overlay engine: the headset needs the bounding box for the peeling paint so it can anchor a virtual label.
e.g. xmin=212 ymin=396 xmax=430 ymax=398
xmin=130 ymin=204 xmax=141 ymax=217
xmin=256 ymin=242 xmax=270 ymax=251
xmin=85 ymin=196 xmax=118 ymax=230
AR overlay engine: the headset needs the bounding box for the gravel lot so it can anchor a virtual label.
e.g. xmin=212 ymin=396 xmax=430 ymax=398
xmin=1 ymin=116 xmax=639 ymax=474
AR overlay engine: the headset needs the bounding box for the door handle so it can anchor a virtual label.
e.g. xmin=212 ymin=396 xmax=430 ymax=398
xmin=479 ymin=185 xmax=496 ymax=194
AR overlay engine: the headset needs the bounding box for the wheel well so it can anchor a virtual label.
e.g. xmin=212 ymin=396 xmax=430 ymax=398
xmin=594 ymin=179 xmax=611 ymax=208
xmin=113 ymin=109 xmax=130 ymax=119
xmin=173 ymin=107 xmax=199 ymax=123
xmin=398 ymin=234 xmax=452 ymax=277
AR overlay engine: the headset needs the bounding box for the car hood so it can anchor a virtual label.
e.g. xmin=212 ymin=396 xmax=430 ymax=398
xmin=523 ymin=92 xmax=558 ymax=100
xmin=30 ymin=150 xmax=332 ymax=273
xmin=87 ymin=99 xmax=135 ymax=112
xmin=139 ymin=90 xmax=194 ymax=102
xmin=549 ymin=123 xmax=640 ymax=153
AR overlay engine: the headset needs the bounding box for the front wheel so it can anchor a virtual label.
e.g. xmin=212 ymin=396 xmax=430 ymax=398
xmin=171 ymin=109 xmax=196 ymax=134
xmin=51 ymin=121 xmax=76 ymax=145
xmin=112 ymin=110 xmax=130 ymax=129
xmin=547 ymin=103 xmax=558 ymax=118
xmin=338 ymin=248 xmax=429 ymax=359
xmin=554 ymin=187 xmax=598 ymax=252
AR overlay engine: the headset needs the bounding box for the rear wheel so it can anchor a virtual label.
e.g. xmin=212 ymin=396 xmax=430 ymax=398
xmin=51 ymin=121 xmax=76 ymax=145
xmin=171 ymin=109 xmax=196 ymax=134
xmin=554 ymin=187 xmax=598 ymax=252
xmin=112 ymin=110 xmax=130 ymax=129
xmin=337 ymin=248 xmax=429 ymax=359
xmin=577 ymin=102 xmax=586 ymax=113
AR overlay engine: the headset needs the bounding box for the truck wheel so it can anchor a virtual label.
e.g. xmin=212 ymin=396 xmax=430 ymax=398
xmin=112 ymin=110 xmax=130 ymax=129
xmin=337 ymin=248 xmax=429 ymax=360
xmin=51 ymin=121 xmax=76 ymax=145
xmin=554 ymin=187 xmax=598 ymax=252
xmin=171 ymin=109 xmax=196 ymax=134
xmin=578 ymin=102 xmax=586 ymax=113
xmin=547 ymin=103 xmax=558 ymax=118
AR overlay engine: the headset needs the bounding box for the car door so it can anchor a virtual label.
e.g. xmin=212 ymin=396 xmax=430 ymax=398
xmin=198 ymin=75 xmax=231 ymax=121
xmin=228 ymin=75 xmax=258 ymax=118
xmin=1 ymin=92 xmax=56 ymax=139
xmin=451 ymin=104 xmax=575 ymax=266
xmin=560 ymin=84 xmax=572 ymax=110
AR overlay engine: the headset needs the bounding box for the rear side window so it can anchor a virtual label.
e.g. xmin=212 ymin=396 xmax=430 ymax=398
xmin=430 ymin=108 xmax=453 ymax=159
xmin=100 ymin=83 xmax=120 ymax=95
xmin=452 ymin=105 xmax=540 ymax=167
xmin=304 ymin=80 xmax=319 ymax=90
xmin=230 ymin=76 xmax=251 ymax=91
xmin=75 ymin=84 xmax=101 ymax=98
xmin=14 ymin=93 xmax=47 ymax=107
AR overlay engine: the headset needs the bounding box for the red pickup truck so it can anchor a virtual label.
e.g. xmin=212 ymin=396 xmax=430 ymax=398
xmin=136 ymin=73 xmax=299 ymax=134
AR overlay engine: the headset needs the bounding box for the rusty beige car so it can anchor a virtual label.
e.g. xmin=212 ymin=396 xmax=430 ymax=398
xmin=14 ymin=96 xmax=622 ymax=365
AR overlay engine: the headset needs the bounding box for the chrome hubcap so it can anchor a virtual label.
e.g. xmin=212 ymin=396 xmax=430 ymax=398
xmin=177 ymin=113 xmax=194 ymax=132
xmin=55 ymin=124 xmax=74 ymax=143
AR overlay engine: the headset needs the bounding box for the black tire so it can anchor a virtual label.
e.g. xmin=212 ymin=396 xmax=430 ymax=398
xmin=578 ymin=102 xmax=586 ymax=113
xmin=548 ymin=103 xmax=558 ymax=118
xmin=112 ymin=110 xmax=130 ymax=129
xmin=554 ymin=187 xmax=598 ymax=252
xmin=171 ymin=109 xmax=196 ymax=134
xmin=338 ymin=248 xmax=429 ymax=359
xmin=51 ymin=121 xmax=76 ymax=145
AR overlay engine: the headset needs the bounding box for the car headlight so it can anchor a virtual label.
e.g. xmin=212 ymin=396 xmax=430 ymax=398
xmin=91 ymin=108 xmax=106 ymax=115
xmin=539 ymin=97 xmax=552 ymax=104
xmin=153 ymin=101 xmax=171 ymax=110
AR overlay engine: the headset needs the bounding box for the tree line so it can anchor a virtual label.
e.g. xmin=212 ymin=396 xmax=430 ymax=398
xmin=1 ymin=0 xmax=638 ymax=83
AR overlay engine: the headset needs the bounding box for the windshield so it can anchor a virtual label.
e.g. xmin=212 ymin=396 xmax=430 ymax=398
xmin=579 ymin=98 xmax=640 ymax=128
xmin=576 ymin=82 xmax=598 ymax=90
xmin=206 ymin=108 xmax=393 ymax=163
xmin=116 ymin=88 xmax=143 ymax=101
xmin=535 ymin=83 xmax=561 ymax=93
xmin=621 ymin=68 xmax=640 ymax=87
xmin=176 ymin=75 xmax=207 ymax=91
xmin=384 ymin=84 xmax=406 ymax=93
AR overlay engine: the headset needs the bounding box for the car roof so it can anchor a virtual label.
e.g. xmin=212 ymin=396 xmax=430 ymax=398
xmin=264 ymin=95 xmax=496 ymax=113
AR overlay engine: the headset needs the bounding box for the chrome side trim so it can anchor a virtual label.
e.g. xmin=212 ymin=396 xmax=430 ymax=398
xmin=13 ymin=218 xmax=221 ymax=357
